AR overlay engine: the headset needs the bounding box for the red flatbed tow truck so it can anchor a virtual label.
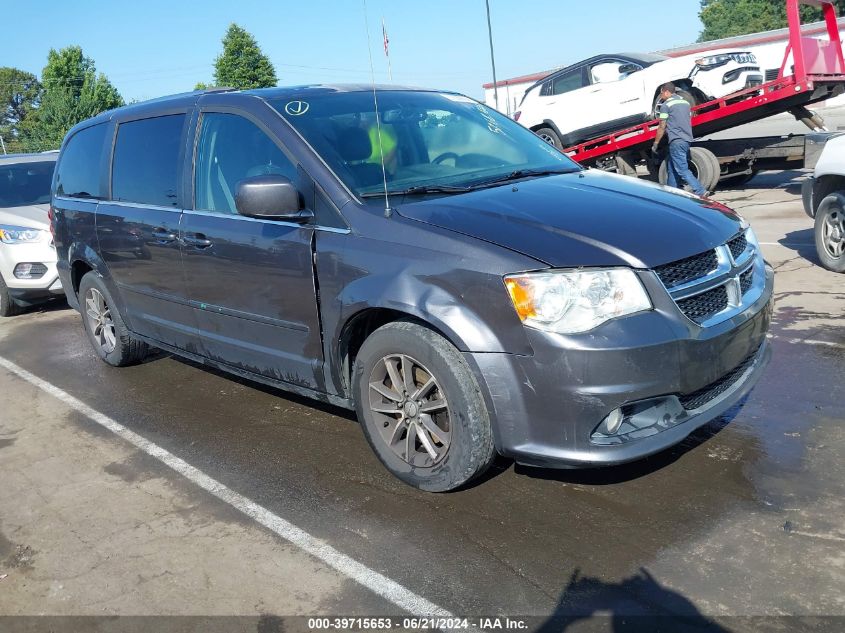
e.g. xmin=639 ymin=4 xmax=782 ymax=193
xmin=563 ymin=0 xmax=845 ymax=190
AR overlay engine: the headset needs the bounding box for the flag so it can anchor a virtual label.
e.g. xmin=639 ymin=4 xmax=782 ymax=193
xmin=382 ymin=19 xmax=389 ymax=57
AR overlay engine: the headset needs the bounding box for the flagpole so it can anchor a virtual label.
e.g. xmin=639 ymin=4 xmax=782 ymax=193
xmin=382 ymin=17 xmax=393 ymax=81
xmin=485 ymin=0 xmax=499 ymax=111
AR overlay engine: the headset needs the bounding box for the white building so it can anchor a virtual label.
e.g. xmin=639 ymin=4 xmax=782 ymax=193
xmin=482 ymin=18 xmax=845 ymax=116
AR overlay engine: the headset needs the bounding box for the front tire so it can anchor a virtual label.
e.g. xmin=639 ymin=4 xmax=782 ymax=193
xmin=352 ymin=321 xmax=495 ymax=492
xmin=0 ymin=275 xmax=22 ymax=317
xmin=815 ymin=193 xmax=845 ymax=273
xmin=535 ymin=126 xmax=563 ymax=149
xmin=79 ymin=271 xmax=149 ymax=366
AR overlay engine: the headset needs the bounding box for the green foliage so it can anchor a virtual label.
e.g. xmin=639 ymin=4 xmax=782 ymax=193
xmin=194 ymin=82 xmax=211 ymax=91
xmin=699 ymin=0 xmax=845 ymax=42
xmin=23 ymin=46 xmax=123 ymax=151
xmin=212 ymin=24 xmax=277 ymax=90
xmin=0 ymin=67 xmax=41 ymax=153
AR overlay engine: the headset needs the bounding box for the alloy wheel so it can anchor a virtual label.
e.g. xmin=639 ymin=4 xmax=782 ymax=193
xmin=85 ymin=288 xmax=117 ymax=354
xmin=822 ymin=208 xmax=845 ymax=258
xmin=368 ymin=354 xmax=451 ymax=467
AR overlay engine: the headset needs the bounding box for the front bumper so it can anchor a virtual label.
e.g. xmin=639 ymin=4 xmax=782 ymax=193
xmin=466 ymin=263 xmax=774 ymax=468
xmin=695 ymin=67 xmax=763 ymax=99
xmin=0 ymin=241 xmax=62 ymax=305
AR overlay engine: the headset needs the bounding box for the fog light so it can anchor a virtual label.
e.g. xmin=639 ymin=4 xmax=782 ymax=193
xmin=604 ymin=408 xmax=624 ymax=435
xmin=13 ymin=263 xmax=47 ymax=279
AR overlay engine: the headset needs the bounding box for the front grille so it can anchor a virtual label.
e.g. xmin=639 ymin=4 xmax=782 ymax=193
xmin=727 ymin=233 xmax=747 ymax=260
xmin=679 ymin=346 xmax=760 ymax=410
xmin=765 ymin=68 xmax=779 ymax=81
xmin=654 ymin=250 xmax=718 ymax=289
xmin=676 ymin=285 xmax=728 ymax=324
xmin=740 ymin=268 xmax=753 ymax=295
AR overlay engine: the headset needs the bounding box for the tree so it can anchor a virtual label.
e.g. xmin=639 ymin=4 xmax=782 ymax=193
xmin=0 ymin=67 xmax=41 ymax=153
xmin=699 ymin=0 xmax=845 ymax=42
xmin=24 ymin=46 xmax=123 ymax=151
xmin=211 ymin=24 xmax=277 ymax=90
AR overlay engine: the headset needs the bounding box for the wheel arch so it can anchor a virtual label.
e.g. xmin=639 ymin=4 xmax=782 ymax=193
xmin=335 ymin=307 xmax=470 ymax=397
xmin=531 ymin=120 xmax=564 ymax=137
xmin=812 ymin=174 xmax=845 ymax=216
xmin=651 ymin=80 xmax=704 ymax=111
xmin=66 ymin=244 xmax=128 ymax=320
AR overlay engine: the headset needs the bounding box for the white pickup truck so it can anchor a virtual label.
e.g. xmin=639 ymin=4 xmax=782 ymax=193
xmin=802 ymin=133 xmax=845 ymax=272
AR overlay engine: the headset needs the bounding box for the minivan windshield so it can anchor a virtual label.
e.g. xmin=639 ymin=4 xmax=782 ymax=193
xmin=269 ymin=90 xmax=579 ymax=197
xmin=0 ymin=160 xmax=55 ymax=208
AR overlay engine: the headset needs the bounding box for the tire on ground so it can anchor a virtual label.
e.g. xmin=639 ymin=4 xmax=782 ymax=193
xmin=352 ymin=320 xmax=496 ymax=492
xmin=814 ymin=192 xmax=845 ymax=273
xmin=0 ymin=275 xmax=22 ymax=317
xmin=658 ymin=146 xmax=720 ymax=192
xmin=78 ymin=271 xmax=149 ymax=366
xmin=534 ymin=127 xmax=563 ymax=150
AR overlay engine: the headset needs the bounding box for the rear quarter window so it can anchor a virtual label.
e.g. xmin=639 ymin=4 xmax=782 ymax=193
xmin=112 ymin=114 xmax=186 ymax=207
xmin=56 ymin=124 xmax=108 ymax=199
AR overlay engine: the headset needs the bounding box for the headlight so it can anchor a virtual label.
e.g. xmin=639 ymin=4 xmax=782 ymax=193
xmin=0 ymin=225 xmax=47 ymax=244
xmin=696 ymin=54 xmax=731 ymax=69
xmin=504 ymin=268 xmax=652 ymax=334
xmin=746 ymin=225 xmax=760 ymax=250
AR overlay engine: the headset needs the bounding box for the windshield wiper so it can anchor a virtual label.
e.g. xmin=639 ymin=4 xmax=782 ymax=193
xmin=360 ymin=184 xmax=472 ymax=197
xmin=467 ymin=168 xmax=579 ymax=189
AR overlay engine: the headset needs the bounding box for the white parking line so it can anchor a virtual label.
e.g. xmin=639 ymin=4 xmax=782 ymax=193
xmin=768 ymin=333 xmax=844 ymax=349
xmin=0 ymin=355 xmax=453 ymax=619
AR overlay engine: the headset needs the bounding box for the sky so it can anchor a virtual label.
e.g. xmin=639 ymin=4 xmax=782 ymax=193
xmin=6 ymin=0 xmax=704 ymax=103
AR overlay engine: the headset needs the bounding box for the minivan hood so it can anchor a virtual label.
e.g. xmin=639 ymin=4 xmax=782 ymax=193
xmin=395 ymin=170 xmax=743 ymax=269
xmin=0 ymin=204 xmax=50 ymax=231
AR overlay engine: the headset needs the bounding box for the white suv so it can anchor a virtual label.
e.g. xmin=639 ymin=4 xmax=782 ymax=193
xmin=0 ymin=152 xmax=63 ymax=316
xmin=802 ymin=133 xmax=845 ymax=272
xmin=515 ymin=50 xmax=762 ymax=148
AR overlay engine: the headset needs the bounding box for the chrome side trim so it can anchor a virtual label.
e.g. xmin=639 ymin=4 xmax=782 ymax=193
xmin=181 ymin=208 xmax=351 ymax=234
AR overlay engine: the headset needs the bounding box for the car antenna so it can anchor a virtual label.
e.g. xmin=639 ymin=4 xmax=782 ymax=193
xmin=362 ymin=0 xmax=392 ymax=218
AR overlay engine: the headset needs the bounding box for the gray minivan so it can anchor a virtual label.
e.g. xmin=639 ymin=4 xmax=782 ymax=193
xmin=52 ymin=85 xmax=773 ymax=491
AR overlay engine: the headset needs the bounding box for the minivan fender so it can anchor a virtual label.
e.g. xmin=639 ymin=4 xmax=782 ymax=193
xmin=330 ymin=269 xmax=532 ymax=361
xmin=66 ymin=244 xmax=127 ymax=317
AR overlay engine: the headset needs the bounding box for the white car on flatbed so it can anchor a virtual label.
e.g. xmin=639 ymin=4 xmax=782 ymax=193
xmin=0 ymin=152 xmax=63 ymax=316
xmin=515 ymin=50 xmax=763 ymax=148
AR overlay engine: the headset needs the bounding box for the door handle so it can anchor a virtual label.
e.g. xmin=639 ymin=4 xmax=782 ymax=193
xmin=152 ymin=228 xmax=177 ymax=243
xmin=183 ymin=233 xmax=213 ymax=248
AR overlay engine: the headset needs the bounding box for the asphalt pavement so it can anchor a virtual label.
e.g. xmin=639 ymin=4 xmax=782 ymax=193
xmin=0 ymin=170 xmax=843 ymax=632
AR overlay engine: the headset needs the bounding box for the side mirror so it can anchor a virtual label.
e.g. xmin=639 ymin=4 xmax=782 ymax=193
xmin=235 ymin=174 xmax=313 ymax=222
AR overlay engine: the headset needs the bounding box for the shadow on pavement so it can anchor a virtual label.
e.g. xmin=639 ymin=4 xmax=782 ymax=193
xmin=536 ymin=568 xmax=729 ymax=632
xmin=778 ymin=228 xmax=818 ymax=264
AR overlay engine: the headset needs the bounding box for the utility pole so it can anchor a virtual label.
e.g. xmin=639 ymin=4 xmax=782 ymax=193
xmin=0 ymin=136 xmax=6 ymax=155
xmin=485 ymin=0 xmax=499 ymax=111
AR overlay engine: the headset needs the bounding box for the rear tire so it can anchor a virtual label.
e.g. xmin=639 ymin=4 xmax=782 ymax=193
xmin=535 ymin=127 xmax=563 ymax=149
xmin=79 ymin=271 xmax=149 ymax=366
xmin=0 ymin=275 xmax=22 ymax=317
xmin=815 ymin=192 xmax=845 ymax=273
xmin=352 ymin=320 xmax=495 ymax=492
xmin=659 ymin=146 xmax=720 ymax=193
